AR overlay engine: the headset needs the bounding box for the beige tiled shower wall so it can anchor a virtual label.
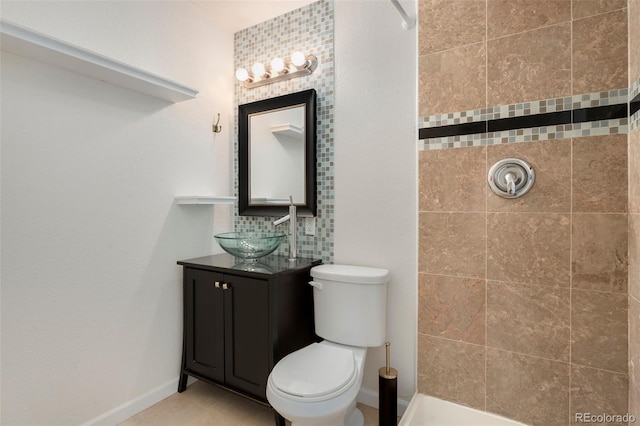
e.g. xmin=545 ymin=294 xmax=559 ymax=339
xmin=418 ymin=0 xmax=628 ymax=116
xmin=417 ymin=1 xmax=634 ymax=425
xmin=629 ymin=0 xmax=640 ymax=422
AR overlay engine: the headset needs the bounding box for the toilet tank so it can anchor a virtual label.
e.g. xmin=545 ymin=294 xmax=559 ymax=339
xmin=309 ymin=264 xmax=389 ymax=347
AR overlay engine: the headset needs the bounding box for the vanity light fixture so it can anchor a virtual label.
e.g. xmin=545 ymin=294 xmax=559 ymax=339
xmin=235 ymin=51 xmax=318 ymax=89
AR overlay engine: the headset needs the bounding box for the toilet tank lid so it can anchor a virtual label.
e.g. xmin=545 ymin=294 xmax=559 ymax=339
xmin=311 ymin=264 xmax=389 ymax=284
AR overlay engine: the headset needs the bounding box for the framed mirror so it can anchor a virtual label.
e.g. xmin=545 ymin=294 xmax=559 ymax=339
xmin=238 ymin=89 xmax=317 ymax=217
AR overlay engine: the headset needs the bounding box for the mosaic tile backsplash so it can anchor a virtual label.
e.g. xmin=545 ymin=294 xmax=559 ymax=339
xmin=233 ymin=0 xmax=334 ymax=263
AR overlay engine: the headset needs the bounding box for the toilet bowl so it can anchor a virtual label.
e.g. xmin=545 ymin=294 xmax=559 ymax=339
xmin=267 ymin=341 xmax=367 ymax=426
xmin=266 ymin=264 xmax=390 ymax=426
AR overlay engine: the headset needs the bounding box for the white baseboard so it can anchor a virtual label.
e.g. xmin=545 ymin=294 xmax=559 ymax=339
xmin=81 ymin=377 xmax=193 ymax=426
xmin=83 ymin=379 xmax=406 ymax=425
xmin=357 ymin=386 xmax=410 ymax=417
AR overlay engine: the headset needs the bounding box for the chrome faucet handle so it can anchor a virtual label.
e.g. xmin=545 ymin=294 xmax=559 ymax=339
xmin=504 ymin=172 xmax=517 ymax=195
xmin=273 ymin=214 xmax=290 ymax=226
xmin=272 ymin=195 xmax=297 ymax=261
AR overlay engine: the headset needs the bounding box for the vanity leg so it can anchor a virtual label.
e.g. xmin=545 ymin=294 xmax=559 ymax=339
xmin=178 ymin=328 xmax=188 ymax=393
xmin=177 ymin=371 xmax=188 ymax=393
xmin=273 ymin=410 xmax=286 ymax=426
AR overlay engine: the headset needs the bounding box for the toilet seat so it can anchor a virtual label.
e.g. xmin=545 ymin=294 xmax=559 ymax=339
xmin=270 ymin=343 xmax=357 ymax=402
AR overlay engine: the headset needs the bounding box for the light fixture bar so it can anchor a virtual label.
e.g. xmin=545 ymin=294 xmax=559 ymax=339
xmin=240 ymin=54 xmax=317 ymax=89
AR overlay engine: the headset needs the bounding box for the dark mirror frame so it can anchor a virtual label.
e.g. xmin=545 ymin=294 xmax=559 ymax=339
xmin=238 ymin=89 xmax=317 ymax=217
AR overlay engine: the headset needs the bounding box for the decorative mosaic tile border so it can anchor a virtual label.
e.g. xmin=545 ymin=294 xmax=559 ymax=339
xmin=631 ymin=76 xmax=640 ymax=132
xmin=419 ymin=89 xmax=630 ymax=150
xmin=631 ymin=76 xmax=640 ymax=101
xmin=233 ymin=0 xmax=334 ymax=263
xmin=419 ymin=119 xmax=629 ymax=150
xmin=419 ymin=89 xmax=627 ymax=129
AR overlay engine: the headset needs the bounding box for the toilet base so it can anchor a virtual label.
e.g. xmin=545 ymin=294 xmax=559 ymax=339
xmin=346 ymin=408 xmax=364 ymax=426
xmin=290 ymin=407 xmax=363 ymax=426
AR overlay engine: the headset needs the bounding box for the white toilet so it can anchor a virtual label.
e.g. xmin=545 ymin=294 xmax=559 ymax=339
xmin=266 ymin=264 xmax=389 ymax=426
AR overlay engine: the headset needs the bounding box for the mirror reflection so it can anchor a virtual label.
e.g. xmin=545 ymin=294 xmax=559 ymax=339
xmin=249 ymin=104 xmax=305 ymax=204
xmin=238 ymin=89 xmax=317 ymax=217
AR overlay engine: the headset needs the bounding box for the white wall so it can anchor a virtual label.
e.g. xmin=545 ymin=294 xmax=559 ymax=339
xmin=334 ymin=0 xmax=418 ymax=410
xmin=1 ymin=1 xmax=418 ymax=422
xmin=0 ymin=2 xmax=234 ymax=424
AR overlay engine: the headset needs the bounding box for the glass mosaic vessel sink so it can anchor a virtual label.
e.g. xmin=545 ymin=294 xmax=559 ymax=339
xmin=214 ymin=232 xmax=286 ymax=261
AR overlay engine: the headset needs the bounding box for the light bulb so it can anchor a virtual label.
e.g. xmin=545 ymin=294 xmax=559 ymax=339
xmin=235 ymin=68 xmax=249 ymax=82
xmin=270 ymin=57 xmax=285 ymax=73
xmin=252 ymin=62 xmax=266 ymax=77
xmin=291 ymin=51 xmax=306 ymax=67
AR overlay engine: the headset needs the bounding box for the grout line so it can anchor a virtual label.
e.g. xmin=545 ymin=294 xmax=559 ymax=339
xmin=627 ymin=4 xmax=632 ymax=418
xmin=484 ymin=1 xmax=489 ymax=411
xmin=418 ymin=210 xmax=631 ymax=215
xmin=628 ymin=207 xmax=631 ymax=416
xmin=423 ymin=333 xmax=558 ymax=364
xmin=484 ymin=131 xmax=489 ymax=412
xmin=419 ymin=4 xmax=625 ymax=60
xmin=418 ymin=271 xmax=570 ymax=291
xmin=569 ymin=7 xmax=574 ymax=408
xmin=422 ymin=332 xmax=630 ymax=377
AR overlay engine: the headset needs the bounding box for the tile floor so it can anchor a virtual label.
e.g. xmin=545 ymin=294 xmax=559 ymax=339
xmin=119 ymin=381 xmax=381 ymax=426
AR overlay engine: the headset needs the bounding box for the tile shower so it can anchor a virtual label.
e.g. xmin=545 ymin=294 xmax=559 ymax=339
xmin=417 ymin=1 xmax=639 ymax=425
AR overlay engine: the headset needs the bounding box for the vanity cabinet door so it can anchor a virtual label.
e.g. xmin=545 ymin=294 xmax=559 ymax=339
xmin=223 ymin=275 xmax=270 ymax=400
xmin=178 ymin=254 xmax=319 ymax=411
xmin=184 ymin=268 xmax=225 ymax=383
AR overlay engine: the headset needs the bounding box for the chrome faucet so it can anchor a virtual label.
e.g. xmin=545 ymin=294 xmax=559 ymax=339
xmin=273 ymin=196 xmax=297 ymax=261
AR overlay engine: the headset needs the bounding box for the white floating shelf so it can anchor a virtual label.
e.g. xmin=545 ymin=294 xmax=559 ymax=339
xmin=0 ymin=19 xmax=198 ymax=103
xmin=175 ymin=196 xmax=236 ymax=205
xmin=270 ymin=123 xmax=304 ymax=139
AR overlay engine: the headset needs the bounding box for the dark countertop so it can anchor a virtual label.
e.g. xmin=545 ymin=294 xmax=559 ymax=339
xmin=178 ymin=253 xmax=322 ymax=277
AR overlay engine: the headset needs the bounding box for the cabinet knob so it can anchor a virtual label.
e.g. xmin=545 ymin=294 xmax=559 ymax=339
xmin=222 ymin=283 xmax=229 ymax=290
xmin=214 ymin=281 xmax=221 ymax=288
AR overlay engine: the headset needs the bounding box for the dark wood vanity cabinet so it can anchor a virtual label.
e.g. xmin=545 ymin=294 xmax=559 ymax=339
xmin=177 ymin=254 xmax=321 ymax=403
